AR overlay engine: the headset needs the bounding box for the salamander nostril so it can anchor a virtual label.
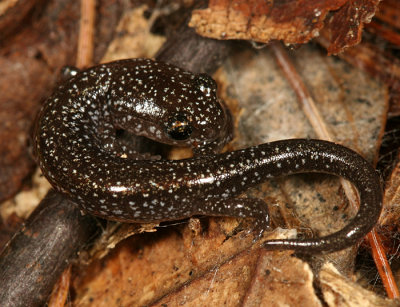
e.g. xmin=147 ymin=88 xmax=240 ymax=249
xmin=194 ymin=73 xmax=217 ymax=97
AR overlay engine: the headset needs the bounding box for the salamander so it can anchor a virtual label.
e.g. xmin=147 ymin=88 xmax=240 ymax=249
xmin=33 ymin=58 xmax=382 ymax=253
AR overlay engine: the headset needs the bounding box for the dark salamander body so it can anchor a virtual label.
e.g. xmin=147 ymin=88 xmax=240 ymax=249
xmin=34 ymin=58 xmax=382 ymax=253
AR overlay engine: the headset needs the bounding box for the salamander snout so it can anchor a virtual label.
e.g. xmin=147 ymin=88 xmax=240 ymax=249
xmin=194 ymin=73 xmax=217 ymax=97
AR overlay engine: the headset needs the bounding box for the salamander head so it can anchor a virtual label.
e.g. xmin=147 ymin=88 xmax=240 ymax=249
xmin=110 ymin=59 xmax=232 ymax=152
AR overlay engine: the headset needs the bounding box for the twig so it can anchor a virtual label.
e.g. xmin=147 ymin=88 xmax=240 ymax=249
xmin=48 ymin=265 xmax=72 ymax=307
xmin=367 ymin=231 xmax=400 ymax=298
xmin=76 ymin=0 xmax=96 ymax=68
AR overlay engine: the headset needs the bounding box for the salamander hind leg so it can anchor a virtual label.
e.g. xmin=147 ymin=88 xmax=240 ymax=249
xmin=194 ymin=198 xmax=270 ymax=241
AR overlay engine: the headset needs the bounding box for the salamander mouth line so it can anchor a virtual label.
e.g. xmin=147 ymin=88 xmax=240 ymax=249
xmin=113 ymin=128 xmax=188 ymax=160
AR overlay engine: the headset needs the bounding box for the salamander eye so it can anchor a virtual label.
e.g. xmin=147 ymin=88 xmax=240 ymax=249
xmin=166 ymin=113 xmax=192 ymax=140
xmin=194 ymin=73 xmax=217 ymax=97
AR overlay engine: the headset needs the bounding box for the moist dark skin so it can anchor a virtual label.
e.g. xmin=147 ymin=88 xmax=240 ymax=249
xmin=33 ymin=58 xmax=383 ymax=253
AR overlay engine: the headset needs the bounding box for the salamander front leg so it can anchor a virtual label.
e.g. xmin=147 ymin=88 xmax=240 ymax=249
xmin=194 ymin=198 xmax=270 ymax=240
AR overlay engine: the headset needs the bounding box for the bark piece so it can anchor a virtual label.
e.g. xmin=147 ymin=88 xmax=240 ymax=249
xmin=0 ymin=191 xmax=99 ymax=307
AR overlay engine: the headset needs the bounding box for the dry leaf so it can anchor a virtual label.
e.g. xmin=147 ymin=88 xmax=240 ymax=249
xmin=0 ymin=0 xmax=122 ymax=204
xmin=320 ymin=263 xmax=399 ymax=306
xmin=381 ymin=161 xmax=400 ymax=228
xmin=379 ymin=158 xmax=400 ymax=257
xmin=0 ymin=0 xmax=39 ymax=39
xmin=323 ymin=0 xmax=381 ymax=54
xmin=243 ymin=250 xmax=322 ymax=307
xmin=189 ymin=0 xmax=381 ymax=54
xmin=73 ymin=224 xmax=300 ymax=306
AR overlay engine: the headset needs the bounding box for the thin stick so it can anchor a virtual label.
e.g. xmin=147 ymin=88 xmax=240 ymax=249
xmin=76 ymin=0 xmax=96 ymax=68
xmin=367 ymin=231 xmax=400 ymax=298
xmin=48 ymin=265 xmax=72 ymax=307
